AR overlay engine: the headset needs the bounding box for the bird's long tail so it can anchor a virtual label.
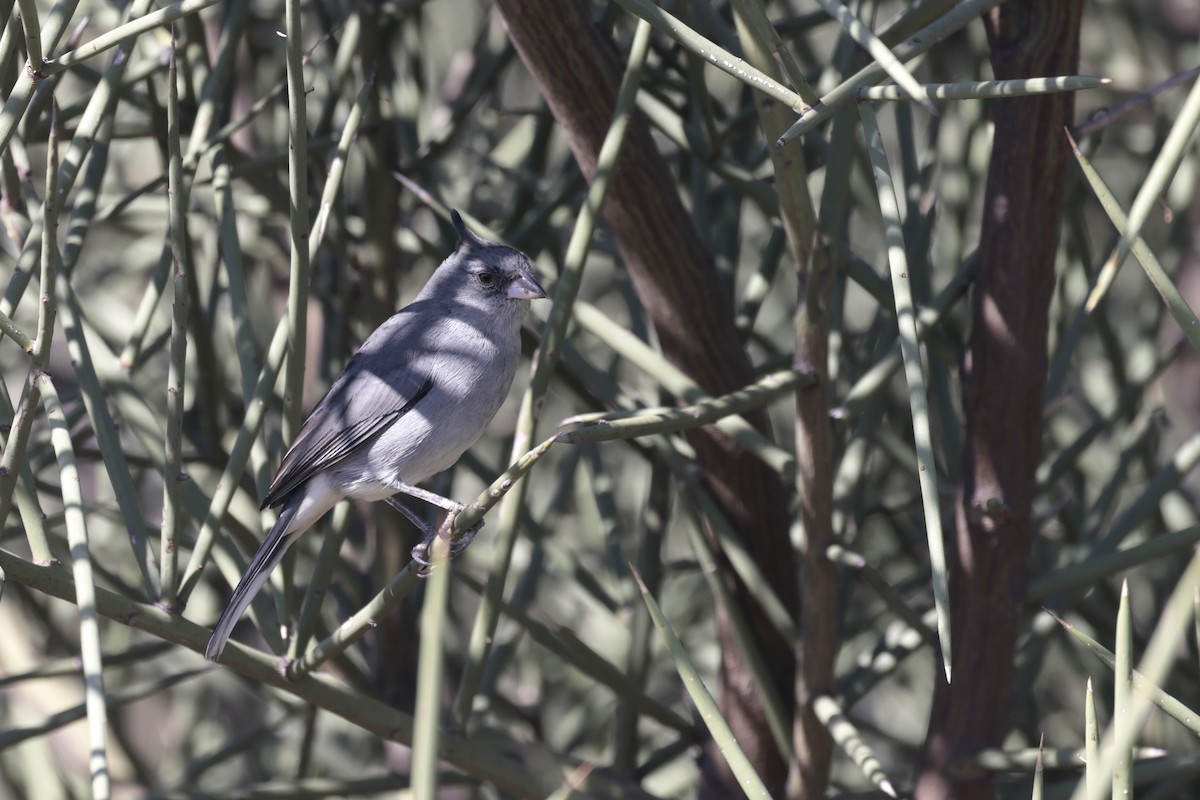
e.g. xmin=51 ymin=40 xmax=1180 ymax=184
xmin=205 ymin=502 xmax=299 ymax=661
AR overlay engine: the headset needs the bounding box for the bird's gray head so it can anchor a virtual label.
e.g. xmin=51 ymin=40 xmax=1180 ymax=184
xmin=419 ymin=211 xmax=546 ymax=316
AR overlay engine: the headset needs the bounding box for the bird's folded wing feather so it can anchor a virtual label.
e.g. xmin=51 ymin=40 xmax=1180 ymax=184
xmin=261 ymin=343 xmax=435 ymax=509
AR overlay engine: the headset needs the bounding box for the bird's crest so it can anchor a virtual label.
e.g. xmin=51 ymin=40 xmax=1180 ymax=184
xmin=450 ymin=209 xmax=491 ymax=251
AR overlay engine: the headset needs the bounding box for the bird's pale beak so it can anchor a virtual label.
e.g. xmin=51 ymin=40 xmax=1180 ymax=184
xmin=508 ymin=274 xmax=547 ymax=300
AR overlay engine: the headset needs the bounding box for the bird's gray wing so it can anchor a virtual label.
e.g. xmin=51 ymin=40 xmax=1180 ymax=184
xmin=261 ymin=338 xmax=434 ymax=510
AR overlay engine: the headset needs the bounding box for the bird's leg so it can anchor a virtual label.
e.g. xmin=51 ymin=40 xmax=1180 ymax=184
xmin=384 ymin=495 xmax=442 ymax=572
xmin=385 ymin=482 xmax=484 ymax=569
xmin=390 ymin=481 xmax=460 ymax=513
xmin=385 ymin=496 xmax=436 ymax=538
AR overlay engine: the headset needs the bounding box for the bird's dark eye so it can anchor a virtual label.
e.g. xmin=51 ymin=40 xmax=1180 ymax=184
xmin=477 ymin=271 xmax=496 ymax=287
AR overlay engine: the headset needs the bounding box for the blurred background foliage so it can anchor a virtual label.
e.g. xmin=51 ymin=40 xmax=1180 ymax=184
xmin=1 ymin=0 xmax=1199 ymax=797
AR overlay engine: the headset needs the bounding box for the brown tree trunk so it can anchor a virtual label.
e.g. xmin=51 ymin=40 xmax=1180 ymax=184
xmin=916 ymin=2 xmax=1085 ymax=797
xmin=493 ymin=1 xmax=796 ymax=794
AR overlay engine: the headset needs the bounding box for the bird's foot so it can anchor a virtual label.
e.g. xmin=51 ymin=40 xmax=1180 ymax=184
xmin=449 ymin=518 xmax=484 ymax=557
xmin=411 ymin=515 xmax=484 ymax=575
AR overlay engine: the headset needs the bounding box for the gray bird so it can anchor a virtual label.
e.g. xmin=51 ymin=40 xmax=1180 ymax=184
xmin=204 ymin=212 xmax=546 ymax=661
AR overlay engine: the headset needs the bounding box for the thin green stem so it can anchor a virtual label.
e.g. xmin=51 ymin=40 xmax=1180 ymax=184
xmin=41 ymin=0 xmax=220 ymax=75
xmin=0 ymin=371 xmax=51 ymax=562
xmin=34 ymin=104 xmax=57 ymax=368
xmin=38 ymin=373 xmax=110 ymax=799
xmin=287 ymin=501 xmax=351 ymax=661
xmin=281 ymin=0 xmax=311 ymax=443
xmin=1047 ymin=609 xmax=1200 ymax=737
xmin=633 ymin=567 xmax=773 ymax=799
xmin=1067 ymin=131 xmax=1200 ymax=348
xmin=1085 ymin=70 xmax=1200 ymax=311
xmin=811 ymin=695 xmax=897 ymax=797
xmin=0 ymin=309 xmax=33 ymax=350
xmin=556 ymin=368 xmax=811 ymax=444
xmin=15 ymin=0 xmax=43 ymax=72
xmin=411 ymin=537 xmax=452 ymax=799
xmin=159 ymin=35 xmax=188 ymax=608
xmin=860 ymin=101 xmax=952 ymax=682
xmin=56 ymin=268 xmax=159 ymax=597
xmin=859 ymin=76 xmax=1109 ymax=101
xmin=1086 ymin=677 xmax=1099 ymax=795
xmin=1112 ymin=580 xmax=1132 ymax=798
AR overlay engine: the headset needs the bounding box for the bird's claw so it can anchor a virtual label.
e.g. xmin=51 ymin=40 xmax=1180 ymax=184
xmin=411 ymin=519 xmax=485 ymax=576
